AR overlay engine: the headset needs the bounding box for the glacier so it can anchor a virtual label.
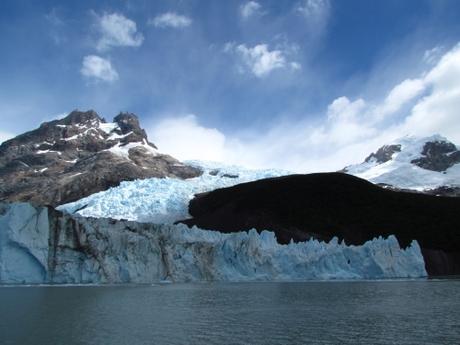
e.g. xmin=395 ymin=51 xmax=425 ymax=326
xmin=58 ymin=161 xmax=291 ymax=223
xmin=0 ymin=202 xmax=427 ymax=284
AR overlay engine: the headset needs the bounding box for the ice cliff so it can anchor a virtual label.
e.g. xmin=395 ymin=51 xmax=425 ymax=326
xmin=0 ymin=202 xmax=427 ymax=284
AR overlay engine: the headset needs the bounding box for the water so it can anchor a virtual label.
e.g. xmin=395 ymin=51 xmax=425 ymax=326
xmin=0 ymin=281 xmax=459 ymax=345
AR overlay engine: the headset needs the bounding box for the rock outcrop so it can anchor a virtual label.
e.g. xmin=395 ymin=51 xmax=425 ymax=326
xmin=411 ymin=140 xmax=460 ymax=172
xmin=0 ymin=202 xmax=426 ymax=284
xmin=365 ymin=144 xmax=401 ymax=164
xmin=0 ymin=110 xmax=201 ymax=206
xmin=180 ymin=172 xmax=460 ymax=276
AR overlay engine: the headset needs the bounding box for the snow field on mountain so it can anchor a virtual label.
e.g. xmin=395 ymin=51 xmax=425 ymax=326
xmin=346 ymin=135 xmax=460 ymax=191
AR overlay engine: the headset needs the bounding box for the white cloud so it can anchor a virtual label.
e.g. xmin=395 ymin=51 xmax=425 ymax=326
xmin=80 ymin=55 xmax=119 ymax=82
xmin=308 ymin=97 xmax=376 ymax=147
xmin=297 ymin=0 xmax=330 ymax=18
xmin=401 ymin=44 xmax=460 ymax=141
xmin=327 ymin=96 xmax=366 ymax=122
xmin=96 ymin=13 xmax=144 ymax=51
xmin=45 ymin=8 xmax=64 ymax=26
xmin=376 ymin=78 xmax=426 ymax=119
xmin=45 ymin=8 xmax=67 ymax=45
xmin=150 ymin=43 xmax=460 ymax=173
xmin=226 ymin=43 xmax=300 ymax=77
xmin=149 ymin=12 xmax=192 ymax=28
xmin=290 ymin=62 xmax=302 ymax=70
xmin=150 ymin=115 xmax=226 ymax=161
xmin=0 ymin=131 xmax=14 ymax=144
xmin=240 ymin=1 xmax=263 ymax=19
xmin=423 ymin=46 xmax=444 ymax=65
xmin=296 ymin=0 xmax=331 ymax=36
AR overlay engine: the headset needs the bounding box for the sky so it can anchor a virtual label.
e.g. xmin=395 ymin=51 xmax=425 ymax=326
xmin=1 ymin=0 xmax=460 ymax=172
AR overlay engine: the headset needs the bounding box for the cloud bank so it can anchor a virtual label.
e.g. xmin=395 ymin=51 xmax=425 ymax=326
xmin=150 ymin=44 xmax=460 ymax=172
xmin=150 ymin=115 xmax=225 ymax=161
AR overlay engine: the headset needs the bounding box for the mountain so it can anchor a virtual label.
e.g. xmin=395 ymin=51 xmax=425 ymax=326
xmin=0 ymin=110 xmax=201 ymax=206
xmin=342 ymin=135 xmax=460 ymax=196
xmin=180 ymin=172 xmax=460 ymax=276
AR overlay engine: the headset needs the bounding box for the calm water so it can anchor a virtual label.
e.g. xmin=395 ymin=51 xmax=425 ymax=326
xmin=0 ymin=281 xmax=459 ymax=345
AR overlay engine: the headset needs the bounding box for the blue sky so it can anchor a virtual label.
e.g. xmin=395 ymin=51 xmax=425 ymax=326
xmin=1 ymin=0 xmax=460 ymax=171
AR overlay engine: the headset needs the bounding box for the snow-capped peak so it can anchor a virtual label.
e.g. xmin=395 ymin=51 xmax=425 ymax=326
xmin=0 ymin=110 xmax=201 ymax=206
xmin=344 ymin=134 xmax=460 ymax=193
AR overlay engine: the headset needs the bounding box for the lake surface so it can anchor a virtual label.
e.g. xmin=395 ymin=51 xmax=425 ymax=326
xmin=0 ymin=280 xmax=459 ymax=345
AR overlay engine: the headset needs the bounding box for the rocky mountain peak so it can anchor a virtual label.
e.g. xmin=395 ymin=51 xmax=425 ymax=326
xmin=364 ymin=144 xmax=401 ymax=164
xmin=59 ymin=109 xmax=101 ymax=126
xmin=411 ymin=140 xmax=460 ymax=171
xmin=114 ymin=112 xmax=141 ymax=132
xmin=342 ymin=135 xmax=460 ymax=196
xmin=112 ymin=112 xmax=155 ymax=149
xmin=0 ymin=109 xmax=201 ymax=206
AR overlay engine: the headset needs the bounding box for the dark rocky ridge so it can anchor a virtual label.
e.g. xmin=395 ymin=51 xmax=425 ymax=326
xmin=411 ymin=141 xmax=460 ymax=171
xmin=0 ymin=110 xmax=201 ymax=206
xmin=180 ymin=173 xmax=460 ymax=276
xmin=365 ymin=144 xmax=401 ymax=164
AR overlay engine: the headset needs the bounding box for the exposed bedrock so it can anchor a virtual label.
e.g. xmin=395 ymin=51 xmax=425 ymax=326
xmin=180 ymin=173 xmax=460 ymax=276
xmin=0 ymin=110 xmax=201 ymax=206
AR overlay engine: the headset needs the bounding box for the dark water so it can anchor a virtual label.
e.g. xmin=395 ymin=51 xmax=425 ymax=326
xmin=1 ymin=281 xmax=459 ymax=345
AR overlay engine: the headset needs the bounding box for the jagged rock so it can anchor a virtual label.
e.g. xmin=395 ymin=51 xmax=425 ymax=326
xmin=365 ymin=144 xmax=401 ymax=164
xmin=113 ymin=112 xmax=153 ymax=146
xmin=411 ymin=141 xmax=460 ymax=171
xmin=0 ymin=110 xmax=201 ymax=206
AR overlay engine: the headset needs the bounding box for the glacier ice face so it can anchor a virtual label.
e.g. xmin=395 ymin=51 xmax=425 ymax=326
xmin=0 ymin=203 xmax=427 ymax=284
xmin=58 ymin=161 xmax=290 ymax=223
xmin=0 ymin=203 xmax=49 ymax=283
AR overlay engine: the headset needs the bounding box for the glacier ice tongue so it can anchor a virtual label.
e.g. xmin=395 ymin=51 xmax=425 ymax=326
xmin=57 ymin=161 xmax=291 ymax=223
xmin=0 ymin=203 xmax=427 ymax=284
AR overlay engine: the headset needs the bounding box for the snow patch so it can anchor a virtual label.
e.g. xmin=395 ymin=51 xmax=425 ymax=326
xmin=105 ymin=141 xmax=158 ymax=160
xmin=99 ymin=122 xmax=119 ymax=134
xmin=36 ymin=149 xmax=62 ymax=155
xmin=107 ymin=131 xmax=133 ymax=140
xmin=67 ymin=172 xmax=84 ymax=178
